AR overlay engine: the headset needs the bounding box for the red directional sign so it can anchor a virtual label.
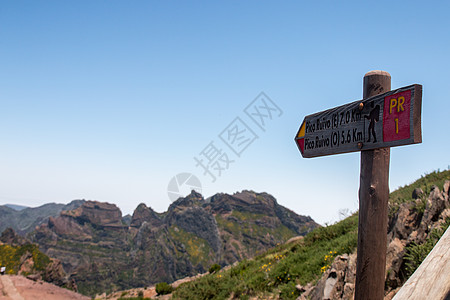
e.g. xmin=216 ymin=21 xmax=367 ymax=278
xmin=295 ymin=84 xmax=422 ymax=158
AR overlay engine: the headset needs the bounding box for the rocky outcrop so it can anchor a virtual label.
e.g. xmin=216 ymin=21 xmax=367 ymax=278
xmin=207 ymin=190 xmax=279 ymax=216
xmin=0 ymin=228 xmax=76 ymax=291
xmin=301 ymin=253 xmax=357 ymax=300
xmin=29 ymin=191 xmax=318 ymax=296
xmin=130 ymin=203 xmax=162 ymax=229
xmin=122 ymin=214 xmax=132 ymax=226
xmin=167 ymin=192 xmax=222 ymax=253
xmin=412 ymin=188 xmax=423 ymax=199
xmin=0 ymin=227 xmax=29 ymax=246
xmin=61 ymin=201 xmax=123 ymax=229
xmin=301 ymin=180 xmax=450 ymax=300
xmin=34 ymin=201 xmax=125 ymax=243
xmin=47 ymin=215 xmax=92 ymax=241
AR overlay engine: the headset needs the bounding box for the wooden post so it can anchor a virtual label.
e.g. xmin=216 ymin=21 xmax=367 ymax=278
xmin=355 ymin=70 xmax=391 ymax=300
xmin=294 ymin=70 xmax=422 ymax=297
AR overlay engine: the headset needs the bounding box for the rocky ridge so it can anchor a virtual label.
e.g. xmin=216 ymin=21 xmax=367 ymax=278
xmin=29 ymin=190 xmax=318 ymax=296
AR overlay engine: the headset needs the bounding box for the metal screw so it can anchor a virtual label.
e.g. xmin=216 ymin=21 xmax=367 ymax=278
xmin=358 ymin=142 xmax=363 ymax=149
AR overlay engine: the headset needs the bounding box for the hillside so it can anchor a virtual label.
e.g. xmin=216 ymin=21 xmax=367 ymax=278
xmin=172 ymin=213 xmax=358 ymax=299
xmin=28 ymin=190 xmax=318 ymax=296
xmin=0 ymin=200 xmax=85 ymax=235
xmin=0 ymin=228 xmax=76 ymax=290
xmin=166 ymin=169 xmax=450 ymax=299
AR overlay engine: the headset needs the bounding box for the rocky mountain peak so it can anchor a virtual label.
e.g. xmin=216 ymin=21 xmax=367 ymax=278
xmin=130 ymin=203 xmax=162 ymax=228
xmin=61 ymin=200 xmax=123 ymax=228
xmin=64 ymin=199 xmax=86 ymax=210
xmin=168 ymin=190 xmax=204 ymax=210
xmin=206 ymin=190 xmax=278 ymax=216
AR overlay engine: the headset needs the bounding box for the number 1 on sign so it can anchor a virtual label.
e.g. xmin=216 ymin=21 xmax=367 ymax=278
xmin=383 ymin=89 xmax=412 ymax=142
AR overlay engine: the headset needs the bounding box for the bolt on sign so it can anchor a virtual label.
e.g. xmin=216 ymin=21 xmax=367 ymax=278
xmin=294 ymin=84 xmax=422 ymax=158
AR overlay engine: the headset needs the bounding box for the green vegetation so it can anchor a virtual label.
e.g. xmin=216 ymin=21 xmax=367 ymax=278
xmin=209 ymin=263 xmax=221 ymax=274
xmin=404 ymin=217 xmax=450 ymax=276
xmin=168 ymin=226 xmax=213 ymax=266
xmin=155 ymin=282 xmax=174 ymax=295
xmin=231 ymin=210 xmax=265 ymax=221
xmin=173 ymin=169 xmax=450 ymax=299
xmin=173 ymin=214 xmax=358 ymax=300
xmin=215 ymin=211 xmax=296 ymax=244
xmin=390 ymin=169 xmax=450 ymax=205
xmin=0 ymin=243 xmax=51 ymax=275
xmin=389 ymin=169 xmax=450 ymax=217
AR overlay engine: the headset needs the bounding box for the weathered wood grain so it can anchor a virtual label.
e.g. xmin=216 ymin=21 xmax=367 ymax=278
xmin=393 ymin=226 xmax=450 ymax=300
xmin=355 ymin=70 xmax=391 ymax=300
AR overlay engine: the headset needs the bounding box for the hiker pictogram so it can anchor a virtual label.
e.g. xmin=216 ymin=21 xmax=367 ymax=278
xmin=365 ymin=101 xmax=380 ymax=143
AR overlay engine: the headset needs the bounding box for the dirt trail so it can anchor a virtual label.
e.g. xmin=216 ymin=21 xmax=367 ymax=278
xmin=0 ymin=276 xmax=24 ymax=300
xmin=0 ymin=275 xmax=89 ymax=300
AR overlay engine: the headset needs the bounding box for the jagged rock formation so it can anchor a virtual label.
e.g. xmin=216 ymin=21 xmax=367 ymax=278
xmin=28 ymin=191 xmax=318 ymax=296
xmin=122 ymin=214 xmax=132 ymax=226
xmin=1 ymin=227 xmax=29 ymax=246
xmin=301 ymin=181 xmax=450 ymax=300
xmin=0 ymin=200 xmax=85 ymax=235
xmin=130 ymin=203 xmax=163 ymax=228
xmin=61 ymin=201 xmax=124 ymax=229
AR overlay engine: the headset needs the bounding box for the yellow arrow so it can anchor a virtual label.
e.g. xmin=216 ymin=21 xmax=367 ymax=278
xmin=297 ymin=121 xmax=305 ymax=138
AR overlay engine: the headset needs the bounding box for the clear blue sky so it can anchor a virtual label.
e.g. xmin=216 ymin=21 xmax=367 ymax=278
xmin=1 ymin=1 xmax=449 ymax=224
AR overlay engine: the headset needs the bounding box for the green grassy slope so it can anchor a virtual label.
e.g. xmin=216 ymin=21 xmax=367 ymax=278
xmin=172 ymin=168 xmax=450 ymax=300
xmin=390 ymin=169 xmax=450 ymax=206
xmin=0 ymin=243 xmax=51 ymax=275
xmin=173 ymin=214 xmax=358 ymax=300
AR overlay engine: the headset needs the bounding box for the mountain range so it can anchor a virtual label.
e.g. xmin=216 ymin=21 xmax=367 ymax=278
xmin=1 ymin=170 xmax=449 ymax=299
xmin=8 ymin=190 xmax=319 ymax=296
xmin=0 ymin=200 xmax=85 ymax=235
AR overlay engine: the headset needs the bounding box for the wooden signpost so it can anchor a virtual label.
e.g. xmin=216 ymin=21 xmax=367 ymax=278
xmin=295 ymin=83 xmax=422 ymax=158
xmin=294 ymin=71 xmax=422 ymax=300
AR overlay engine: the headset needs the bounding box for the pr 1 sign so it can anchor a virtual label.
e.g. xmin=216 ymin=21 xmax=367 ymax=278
xmin=295 ymin=84 xmax=422 ymax=158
